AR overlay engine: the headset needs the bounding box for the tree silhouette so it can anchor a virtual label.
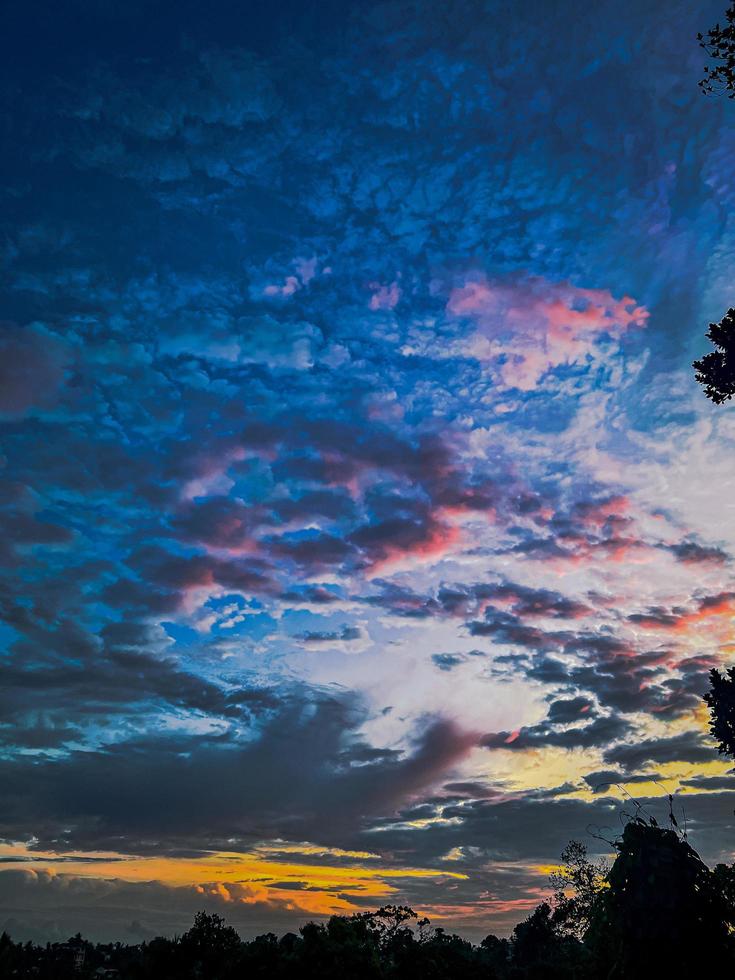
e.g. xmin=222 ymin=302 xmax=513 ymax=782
xmin=713 ymin=859 xmax=735 ymax=915
xmin=585 ymin=819 xmax=733 ymax=978
xmin=180 ymin=910 xmax=241 ymax=978
xmin=698 ymin=3 xmax=735 ymax=97
xmin=549 ymin=839 xmax=608 ymax=939
xmin=510 ymin=902 xmax=586 ymax=978
xmin=704 ymin=665 xmax=735 ymax=756
xmin=356 ymin=905 xmax=419 ymax=948
xmin=693 ymin=307 xmax=735 ymax=402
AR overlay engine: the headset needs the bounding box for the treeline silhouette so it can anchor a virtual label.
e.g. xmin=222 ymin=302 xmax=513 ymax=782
xmin=3 ymin=818 xmax=735 ymax=980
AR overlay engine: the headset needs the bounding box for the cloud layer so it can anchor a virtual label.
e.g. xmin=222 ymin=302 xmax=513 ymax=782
xmin=2 ymin=0 xmax=735 ymax=942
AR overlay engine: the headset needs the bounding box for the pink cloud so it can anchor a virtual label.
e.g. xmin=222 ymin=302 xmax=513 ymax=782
xmin=262 ymin=256 xmax=322 ymax=299
xmin=364 ymin=518 xmax=461 ymax=576
xmin=368 ymin=281 xmax=401 ymax=311
xmin=294 ymin=256 xmax=318 ymax=285
xmin=263 ymin=276 xmax=300 ymax=297
xmin=654 ymin=593 xmax=735 ymax=635
xmin=573 ymin=495 xmax=631 ymax=527
xmin=447 ymin=275 xmax=648 ymax=389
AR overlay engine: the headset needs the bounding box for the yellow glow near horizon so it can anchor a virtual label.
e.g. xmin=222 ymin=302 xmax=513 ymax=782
xmin=0 ymin=843 xmax=468 ymax=918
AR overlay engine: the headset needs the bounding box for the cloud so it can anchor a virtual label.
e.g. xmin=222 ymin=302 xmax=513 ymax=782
xmin=432 ymin=653 xmax=468 ymax=671
xmin=481 ymin=713 xmax=630 ymax=753
xmin=546 ymin=696 xmax=593 ymax=724
xmin=294 ymin=625 xmax=363 ymax=643
xmin=667 ymin=540 xmax=729 ymax=566
xmin=0 ymin=615 xmax=278 ymax=747
xmin=2 ymin=0 xmax=735 ymax=943
xmin=0 ymin=324 xmax=70 ymax=417
xmin=603 ymin=733 xmax=718 ymax=772
xmin=0 ymin=871 xmax=315 ymax=945
xmin=0 ymin=689 xmax=479 ymax=854
xmin=446 ymin=275 xmax=648 ymax=389
xmin=582 ymin=770 xmax=662 ymax=793
xmin=368 ymin=282 xmax=401 ymax=311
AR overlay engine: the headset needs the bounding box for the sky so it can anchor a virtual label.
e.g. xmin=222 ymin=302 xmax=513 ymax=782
xmin=2 ymin=0 xmax=735 ymax=945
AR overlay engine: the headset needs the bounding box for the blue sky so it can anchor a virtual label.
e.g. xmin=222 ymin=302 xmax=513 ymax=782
xmin=2 ymin=0 xmax=735 ymax=942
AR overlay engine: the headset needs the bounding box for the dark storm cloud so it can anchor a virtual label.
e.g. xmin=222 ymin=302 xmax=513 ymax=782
xmin=0 ymin=617 xmax=277 ymax=747
xmin=582 ymin=770 xmax=663 ymax=793
xmin=368 ymin=793 xmax=621 ymax=865
xmin=481 ymin=713 xmax=631 ymax=752
xmin=602 ymin=732 xmax=718 ymax=771
xmin=0 ymin=690 xmax=478 ymax=853
xmin=365 ymin=784 xmax=735 ymax=879
xmin=511 ymin=642 xmax=708 ymax=720
xmin=681 ymin=774 xmax=735 ymax=790
xmin=545 ymin=696 xmax=593 ymax=724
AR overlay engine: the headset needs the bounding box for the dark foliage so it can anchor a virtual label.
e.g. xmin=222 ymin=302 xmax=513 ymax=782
xmin=698 ymin=3 xmax=735 ymax=97
xmin=510 ymin=903 xmax=589 ymax=979
xmin=704 ymin=665 xmax=735 ymax=756
xmin=693 ymin=307 xmax=735 ymax=402
xmin=3 ymin=824 xmax=735 ymax=980
xmin=549 ymin=840 xmax=608 ymax=940
xmin=585 ymin=819 xmax=735 ymax=977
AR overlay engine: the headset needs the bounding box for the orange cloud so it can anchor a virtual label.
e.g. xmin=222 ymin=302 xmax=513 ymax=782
xmin=0 ymin=843 xmax=467 ymax=921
